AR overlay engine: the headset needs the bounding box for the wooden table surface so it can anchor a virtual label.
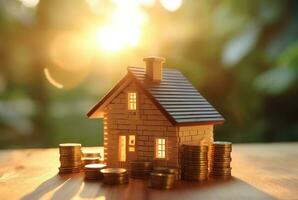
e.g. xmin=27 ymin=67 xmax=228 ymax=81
xmin=0 ymin=143 xmax=297 ymax=200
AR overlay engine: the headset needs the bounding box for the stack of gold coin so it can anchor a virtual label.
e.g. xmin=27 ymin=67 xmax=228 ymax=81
xmin=153 ymin=167 xmax=179 ymax=180
xmin=130 ymin=161 xmax=153 ymax=179
xmin=181 ymin=144 xmax=209 ymax=181
xmin=59 ymin=143 xmax=82 ymax=174
xmin=84 ymin=163 xmax=107 ymax=180
xmin=149 ymin=172 xmax=176 ymax=189
xmin=82 ymin=157 xmax=101 ymax=167
xmin=209 ymin=141 xmax=232 ymax=179
xmin=101 ymin=168 xmax=129 ymax=185
xmin=81 ymin=150 xmax=101 ymax=158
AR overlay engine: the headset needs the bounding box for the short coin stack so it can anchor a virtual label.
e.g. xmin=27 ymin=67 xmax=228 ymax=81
xmin=130 ymin=161 xmax=153 ymax=179
xmin=84 ymin=163 xmax=107 ymax=180
xmin=149 ymin=172 xmax=176 ymax=189
xmin=101 ymin=168 xmax=129 ymax=185
xmin=153 ymin=167 xmax=179 ymax=180
xmin=209 ymin=141 xmax=232 ymax=179
xmin=181 ymin=144 xmax=209 ymax=181
xmin=59 ymin=143 xmax=82 ymax=174
xmin=82 ymin=157 xmax=101 ymax=167
xmin=81 ymin=150 xmax=101 ymax=159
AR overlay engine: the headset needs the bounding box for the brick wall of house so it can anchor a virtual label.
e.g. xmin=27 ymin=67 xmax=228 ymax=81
xmin=178 ymin=125 xmax=214 ymax=145
xmin=103 ymin=82 xmax=179 ymax=169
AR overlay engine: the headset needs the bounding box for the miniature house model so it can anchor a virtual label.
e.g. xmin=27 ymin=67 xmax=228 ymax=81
xmin=87 ymin=57 xmax=224 ymax=170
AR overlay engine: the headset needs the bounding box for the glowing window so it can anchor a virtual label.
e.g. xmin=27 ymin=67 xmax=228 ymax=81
xmin=128 ymin=92 xmax=137 ymax=110
xmin=155 ymin=138 xmax=166 ymax=159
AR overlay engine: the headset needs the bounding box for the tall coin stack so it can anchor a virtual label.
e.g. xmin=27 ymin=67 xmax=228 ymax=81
xmin=59 ymin=143 xmax=82 ymax=174
xmin=101 ymin=168 xmax=129 ymax=185
xmin=181 ymin=144 xmax=209 ymax=181
xmin=209 ymin=141 xmax=232 ymax=179
xmin=130 ymin=161 xmax=153 ymax=179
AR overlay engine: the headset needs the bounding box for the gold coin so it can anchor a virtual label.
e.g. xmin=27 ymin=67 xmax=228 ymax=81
xmin=85 ymin=163 xmax=106 ymax=170
xmin=101 ymin=168 xmax=127 ymax=174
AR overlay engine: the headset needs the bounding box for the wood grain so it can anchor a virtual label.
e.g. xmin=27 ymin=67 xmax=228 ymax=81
xmin=0 ymin=143 xmax=298 ymax=200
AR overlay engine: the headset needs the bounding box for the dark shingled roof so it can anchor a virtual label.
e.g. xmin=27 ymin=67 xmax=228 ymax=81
xmin=127 ymin=66 xmax=224 ymax=125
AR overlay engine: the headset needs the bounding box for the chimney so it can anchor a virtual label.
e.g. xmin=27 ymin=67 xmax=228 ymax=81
xmin=143 ymin=56 xmax=166 ymax=82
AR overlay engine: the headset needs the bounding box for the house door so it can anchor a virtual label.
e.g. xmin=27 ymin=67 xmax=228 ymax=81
xmin=118 ymin=135 xmax=126 ymax=167
xmin=118 ymin=135 xmax=136 ymax=168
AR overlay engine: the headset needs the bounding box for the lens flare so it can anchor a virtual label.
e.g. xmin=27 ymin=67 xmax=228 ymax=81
xmin=44 ymin=68 xmax=64 ymax=89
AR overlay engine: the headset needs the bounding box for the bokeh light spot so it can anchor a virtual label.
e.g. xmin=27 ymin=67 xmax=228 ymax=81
xmin=18 ymin=0 xmax=39 ymax=8
xmin=160 ymin=0 xmax=183 ymax=12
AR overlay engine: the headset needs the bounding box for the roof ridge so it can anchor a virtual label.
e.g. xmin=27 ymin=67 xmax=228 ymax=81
xmin=128 ymin=67 xmax=225 ymax=125
xmin=127 ymin=65 xmax=178 ymax=71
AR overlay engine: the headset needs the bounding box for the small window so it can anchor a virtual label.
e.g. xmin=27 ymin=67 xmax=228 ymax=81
xmin=128 ymin=135 xmax=135 ymax=152
xmin=128 ymin=92 xmax=137 ymax=110
xmin=155 ymin=138 xmax=166 ymax=159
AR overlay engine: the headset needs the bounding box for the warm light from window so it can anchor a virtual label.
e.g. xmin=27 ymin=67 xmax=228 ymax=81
xmin=128 ymin=92 xmax=137 ymax=110
xmin=119 ymin=136 xmax=126 ymax=161
xmin=155 ymin=138 xmax=166 ymax=159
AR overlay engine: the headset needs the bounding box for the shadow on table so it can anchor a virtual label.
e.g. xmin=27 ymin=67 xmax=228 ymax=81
xmin=21 ymin=176 xmax=277 ymax=200
xmin=147 ymin=177 xmax=277 ymax=200
xmin=79 ymin=179 xmax=147 ymax=200
xmin=79 ymin=177 xmax=277 ymax=200
xmin=21 ymin=174 xmax=70 ymax=200
xmin=50 ymin=175 xmax=83 ymax=200
xmin=79 ymin=180 xmax=105 ymax=198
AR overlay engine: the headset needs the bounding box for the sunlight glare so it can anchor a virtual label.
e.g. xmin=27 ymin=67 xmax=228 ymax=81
xmin=138 ymin=0 xmax=155 ymax=7
xmin=160 ymin=0 xmax=183 ymax=12
xmin=95 ymin=26 xmax=124 ymax=52
xmin=94 ymin=6 xmax=147 ymax=52
xmin=112 ymin=0 xmax=155 ymax=8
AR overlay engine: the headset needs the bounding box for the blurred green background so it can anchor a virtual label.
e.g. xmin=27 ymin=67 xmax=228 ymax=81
xmin=0 ymin=0 xmax=298 ymax=149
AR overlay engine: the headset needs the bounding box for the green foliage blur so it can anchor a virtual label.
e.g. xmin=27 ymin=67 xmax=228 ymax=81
xmin=0 ymin=0 xmax=298 ymax=149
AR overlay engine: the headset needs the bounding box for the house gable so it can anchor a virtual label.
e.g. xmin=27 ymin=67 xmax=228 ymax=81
xmin=88 ymin=66 xmax=224 ymax=126
xmin=102 ymin=81 xmax=179 ymax=168
xmin=87 ymin=74 xmax=132 ymax=119
xmin=87 ymin=73 xmax=177 ymax=125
